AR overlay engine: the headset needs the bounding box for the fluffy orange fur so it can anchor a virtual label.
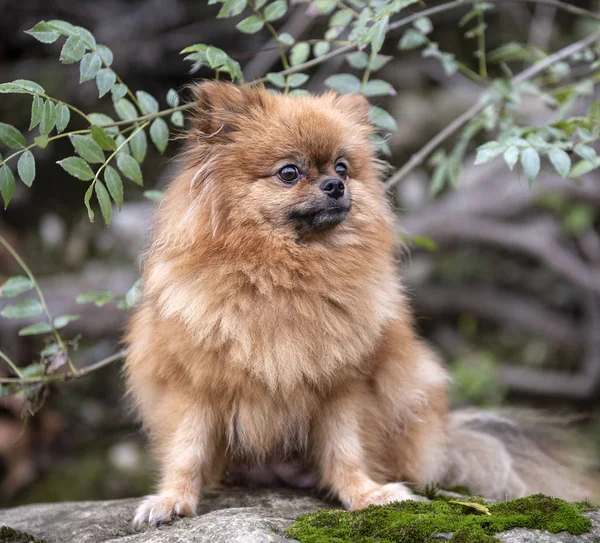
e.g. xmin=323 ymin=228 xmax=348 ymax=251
xmin=125 ymin=82 xmax=594 ymax=527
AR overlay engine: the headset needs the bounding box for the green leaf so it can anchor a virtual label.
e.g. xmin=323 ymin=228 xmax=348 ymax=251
xmin=410 ymin=235 xmax=438 ymax=252
xmin=89 ymin=113 xmax=118 ymax=135
xmin=53 ymin=314 xmax=80 ymax=329
xmin=399 ymin=29 xmax=427 ymax=50
xmin=475 ymin=141 xmax=505 ymax=165
xmin=143 ymin=190 xmax=164 ymax=202
xmin=369 ymin=106 xmax=397 ymax=132
xmin=503 ymin=146 xmax=519 ymax=170
xmin=0 ymin=80 xmax=45 ymax=95
xmin=25 ymin=21 xmax=60 ymax=44
xmin=96 ymin=44 xmax=114 ymax=66
xmin=278 ymin=32 xmax=295 ymax=46
xmin=325 ymin=73 xmax=361 ymax=94
xmin=521 ymin=147 xmax=540 ymax=184
xmin=574 ymin=143 xmax=596 ymax=164
xmin=264 ymin=0 xmax=287 ymax=21
xmin=76 ymin=289 xmax=116 ymax=307
xmin=236 ymin=15 xmax=264 ymax=33
xmin=104 ymin=166 xmax=123 ymax=210
xmin=29 ymin=95 xmax=43 ymax=131
xmin=117 ymin=153 xmax=143 ymax=185
xmin=217 ymin=0 xmax=247 ymax=18
xmin=314 ymin=0 xmax=336 ymax=14
xmin=130 ymin=129 xmax=147 ymax=163
xmin=55 ymin=103 xmax=70 ymax=133
xmin=111 ymin=83 xmax=128 ymax=101
xmin=548 ymin=148 xmax=571 ymax=179
xmin=96 ymin=69 xmax=116 ymax=98
xmin=39 ymin=100 xmax=56 ymax=136
xmin=136 ymin=91 xmax=159 ymax=114
xmin=114 ymin=98 xmax=138 ymax=121
xmin=95 ymin=180 xmax=112 ymax=226
xmin=43 ymin=19 xmax=78 ymax=36
xmin=80 ymin=53 xmax=102 ymax=82
xmin=313 ymin=41 xmax=330 ymax=57
xmin=0 ymin=123 xmax=26 ymax=149
xmin=34 ymin=135 xmax=49 ymax=149
xmin=150 ymin=118 xmax=169 ymax=154
xmin=364 ymin=80 xmax=396 ymax=97
xmin=60 ymin=36 xmax=86 ymax=63
xmin=17 ymin=150 xmax=35 ymax=187
xmin=0 ymin=276 xmax=33 ymax=297
xmin=366 ymin=15 xmax=388 ymax=54
xmin=0 ymin=166 xmax=15 ymax=208
xmin=414 ymin=16 xmax=433 ymax=34
xmin=290 ymin=43 xmax=310 ymax=66
xmin=266 ymin=73 xmax=286 ymax=88
xmin=91 ymin=126 xmax=117 ymax=151
xmin=115 ymin=135 xmax=130 ymax=155
xmin=1 ymin=299 xmax=43 ymax=319
xmin=346 ymin=51 xmax=369 ymax=69
xmin=58 ymin=156 xmax=95 ymax=181
xmin=330 ymin=9 xmax=353 ymax=28
xmin=288 ymin=74 xmax=309 ymax=88
xmin=84 ymin=182 xmax=95 ymax=222
xmin=125 ymin=279 xmax=143 ymax=308
xmin=569 ymin=159 xmax=599 ymax=178
xmin=166 ymin=89 xmax=179 ymax=107
xmin=171 ymin=111 xmax=184 ymax=127
xmin=206 ymin=46 xmax=228 ymax=69
xmin=70 ymin=135 xmax=104 ymax=164
xmin=18 ymin=322 xmax=53 ymax=336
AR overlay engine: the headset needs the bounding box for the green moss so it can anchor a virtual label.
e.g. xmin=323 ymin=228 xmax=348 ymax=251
xmin=286 ymin=494 xmax=593 ymax=543
xmin=0 ymin=526 xmax=42 ymax=543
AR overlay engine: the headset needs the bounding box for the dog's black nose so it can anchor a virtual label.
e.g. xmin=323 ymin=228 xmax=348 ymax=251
xmin=320 ymin=179 xmax=345 ymax=199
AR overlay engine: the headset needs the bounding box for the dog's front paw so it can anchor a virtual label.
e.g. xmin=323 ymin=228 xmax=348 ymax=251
xmin=348 ymin=483 xmax=425 ymax=510
xmin=132 ymin=493 xmax=197 ymax=528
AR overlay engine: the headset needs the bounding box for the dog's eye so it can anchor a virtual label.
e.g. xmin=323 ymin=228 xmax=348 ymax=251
xmin=335 ymin=162 xmax=348 ymax=178
xmin=278 ymin=165 xmax=300 ymax=184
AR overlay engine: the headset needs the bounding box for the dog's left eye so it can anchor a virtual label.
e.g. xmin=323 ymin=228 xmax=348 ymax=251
xmin=335 ymin=162 xmax=348 ymax=178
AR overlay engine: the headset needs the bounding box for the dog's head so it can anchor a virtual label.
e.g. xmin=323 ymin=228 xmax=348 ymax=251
xmin=179 ymin=82 xmax=391 ymax=244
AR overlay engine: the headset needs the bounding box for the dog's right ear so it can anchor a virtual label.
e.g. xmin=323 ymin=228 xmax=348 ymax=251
xmin=190 ymin=81 xmax=265 ymax=141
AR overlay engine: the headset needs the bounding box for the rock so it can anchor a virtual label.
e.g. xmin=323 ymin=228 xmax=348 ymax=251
xmin=0 ymin=488 xmax=598 ymax=543
xmin=0 ymin=487 xmax=330 ymax=543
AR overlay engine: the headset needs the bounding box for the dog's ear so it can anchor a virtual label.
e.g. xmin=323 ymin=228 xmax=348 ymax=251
xmin=334 ymin=93 xmax=371 ymax=127
xmin=190 ymin=81 xmax=266 ymax=140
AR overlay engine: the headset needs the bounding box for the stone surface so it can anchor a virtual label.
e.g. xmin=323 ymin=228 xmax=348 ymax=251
xmin=0 ymin=487 xmax=598 ymax=542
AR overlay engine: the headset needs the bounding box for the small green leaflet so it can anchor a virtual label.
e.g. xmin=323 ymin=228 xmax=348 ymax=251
xmin=55 ymin=103 xmax=70 ymax=133
xmin=117 ymin=153 xmax=143 ymax=185
xmin=95 ymin=180 xmax=113 ymax=226
xmin=520 ymin=147 xmax=540 ymax=185
xmin=91 ymin=126 xmax=117 ymax=151
xmin=104 ymin=166 xmax=123 ymax=210
xmin=96 ymin=44 xmax=114 ymax=66
xmin=369 ymin=106 xmax=397 ymax=132
xmin=264 ymin=0 xmax=287 ymax=22
xmin=0 ymin=276 xmax=34 ymax=297
xmin=548 ymin=148 xmax=571 ymax=179
xmin=217 ymin=0 xmax=247 ymax=18
xmin=70 ymin=134 xmax=105 ymax=164
xmin=84 ymin=182 xmax=95 ymax=221
xmin=0 ymin=166 xmax=15 ymax=208
xmin=39 ymin=100 xmax=56 ymax=136
xmin=363 ymin=80 xmax=396 ymax=97
xmin=166 ymin=89 xmax=179 ymax=107
xmin=58 ymin=156 xmax=95 ymax=181
xmin=150 ymin=118 xmax=169 ymax=153
xmin=0 ymin=123 xmax=26 ymax=149
xmin=54 ymin=314 xmax=80 ymax=329
xmin=1 ymin=298 xmax=43 ymax=319
xmin=236 ymin=15 xmax=264 ymax=34
xmin=325 ymin=74 xmax=361 ymax=94
xmin=114 ymin=99 xmax=138 ymax=121
xmin=76 ymin=289 xmax=116 ymax=307
xmin=290 ymin=43 xmax=310 ymax=66
xmin=60 ymin=36 xmax=86 ymax=63
xmin=136 ymin=91 xmax=159 ymax=115
xmin=17 ymin=150 xmax=36 ymax=187
xmin=130 ymin=129 xmax=148 ymax=163
xmin=503 ymin=146 xmax=519 ymax=170
xmin=80 ymin=52 xmax=102 ymax=82
xmin=30 ymin=95 xmax=44 ymax=130
xmin=96 ymin=69 xmax=116 ymax=98
xmin=171 ymin=111 xmax=184 ymax=127
xmin=25 ymin=21 xmax=60 ymax=44
xmin=18 ymin=322 xmax=53 ymax=336
xmin=143 ymin=190 xmax=164 ymax=202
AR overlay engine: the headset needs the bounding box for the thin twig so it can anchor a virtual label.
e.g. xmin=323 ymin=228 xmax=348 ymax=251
xmin=384 ymin=28 xmax=600 ymax=188
xmin=0 ymin=349 xmax=127 ymax=385
xmin=0 ymin=348 xmax=23 ymax=379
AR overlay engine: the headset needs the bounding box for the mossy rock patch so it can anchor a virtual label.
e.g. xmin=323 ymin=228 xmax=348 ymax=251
xmin=286 ymin=494 xmax=594 ymax=543
xmin=0 ymin=526 xmax=42 ymax=543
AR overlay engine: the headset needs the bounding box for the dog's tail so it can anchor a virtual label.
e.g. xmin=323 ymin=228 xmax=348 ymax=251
xmin=439 ymin=409 xmax=599 ymax=502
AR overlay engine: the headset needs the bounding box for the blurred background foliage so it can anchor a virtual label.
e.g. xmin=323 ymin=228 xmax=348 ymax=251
xmin=0 ymin=0 xmax=599 ymax=505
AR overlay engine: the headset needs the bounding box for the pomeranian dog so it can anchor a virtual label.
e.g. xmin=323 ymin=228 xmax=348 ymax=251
xmin=125 ymin=82 xmax=594 ymax=527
